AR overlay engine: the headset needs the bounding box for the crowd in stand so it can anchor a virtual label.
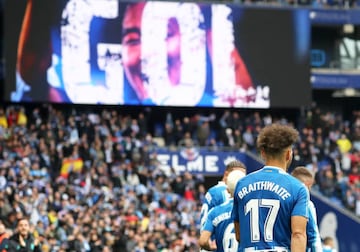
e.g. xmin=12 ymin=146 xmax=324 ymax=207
xmin=0 ymin=105 xmax=205 ymax=251
xmin=295 ymin=108 xmax=360 ymax=214
xmin=165 ymin=106 xmax=360 ymax=216
xmin=0 ymin=103 xmax=359 ymax=251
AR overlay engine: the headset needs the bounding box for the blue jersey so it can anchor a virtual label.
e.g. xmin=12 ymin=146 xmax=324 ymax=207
xmin=231 ymin=166 xmax=309 ymax=251
xmin=200 ymin=181 xmax=230 ymax=228
xmin=203 ymin=199 xmax=238 ymax=252
xmin=307 ymin=200 xmax=322 ymax=252
xmin=322 ymin=246 xmax=336 ymax=252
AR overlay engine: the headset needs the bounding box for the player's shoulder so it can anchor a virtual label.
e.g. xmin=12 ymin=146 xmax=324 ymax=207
xmin=208 ymin=199 xmax=233 ymax=217
xmin=242 ymin=167 xmax=306 ymax=189
xmin=287 ymin=173 xmax=309 ymax=190
xmin=281 ymin=172 xmax=309 ymax=194
xmin=207 ymin=203 xmax=222 ymax=218
xmin=219 ymin=198 xmax=233 ymax=209
xmin=212 ymin=198 xmax=232 ymax=210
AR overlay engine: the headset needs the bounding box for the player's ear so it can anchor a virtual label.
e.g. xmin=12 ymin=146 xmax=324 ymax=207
xmin=260 ymin=149 xmax=266 ymax=160
xmin=285 ymin=147 xmax=292 ymax=161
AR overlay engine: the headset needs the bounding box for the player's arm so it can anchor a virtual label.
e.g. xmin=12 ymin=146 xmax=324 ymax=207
xmin=234 ymin=221 xmax=240 ymax=242
xmin=198 ymin=230 xmax=217 ymax=251
xmin=291 ymin=215 xmax=307 ymax=252
xmin=291 ymin=185 xmax=310 ymax=252
xmin=199 ymin=207 xmax=217 ymax=251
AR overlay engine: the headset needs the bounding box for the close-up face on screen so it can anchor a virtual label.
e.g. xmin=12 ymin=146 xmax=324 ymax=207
xmin=4 ymin=0 xmax=311 ymax=108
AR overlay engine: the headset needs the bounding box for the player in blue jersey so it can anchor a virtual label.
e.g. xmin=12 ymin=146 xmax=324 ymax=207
xmin=199 ymin=169 xmax=247 ymax=251
xmin=291 ymin=166 xmax=322 ymax=252
xmin=200 ymin=160 xmax=247 ymax=228
xmin=232 ymin=124 xmax=309 ymax=252
xmin=200 ymin=160 xmax=246 ymax=252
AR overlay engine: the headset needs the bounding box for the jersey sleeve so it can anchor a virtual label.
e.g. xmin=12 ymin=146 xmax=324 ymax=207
xmin=307 ymin=241 xmax=324 ymax=252
xmin=307 ymin=201 xmax=323 ymax=252
xmin=308 ymin=201 xmax=318 ymax=224
xmin=202 ymin=208 xmax=215 ymax=233
xmin=200 ymin=192 xmax=212 ymax=228
xmin=206 ymin=191 xmax=215 ymax=208
xmin=292 ymin=183 xmax=309 ymax=218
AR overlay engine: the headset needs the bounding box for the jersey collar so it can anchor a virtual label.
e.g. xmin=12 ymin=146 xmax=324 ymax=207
xmin=263 ymin=166 xmax=287 ymax=174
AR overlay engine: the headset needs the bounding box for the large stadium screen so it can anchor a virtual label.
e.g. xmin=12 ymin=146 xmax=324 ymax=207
xmin=4 ymin=0 xmax=311 ymax=108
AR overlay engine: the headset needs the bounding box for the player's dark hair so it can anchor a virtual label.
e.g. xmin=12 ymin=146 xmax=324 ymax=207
xmin=291 ymin=166 xmax=314 ymax=180
xmin=256 ymin=124 xmax=299 ymax=158
xmin=225 ymin=160 xmax=246 ymax=172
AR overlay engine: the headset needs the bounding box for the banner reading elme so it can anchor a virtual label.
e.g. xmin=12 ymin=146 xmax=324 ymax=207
xmin=155 ymin=149 xmax=263 ymax=175
xmin=4 ymin=0 xmax=311 ymax=108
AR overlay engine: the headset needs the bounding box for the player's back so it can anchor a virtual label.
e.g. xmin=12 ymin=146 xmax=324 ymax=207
xmin=204 ymin=199 xmax=238 ymax=252
xmin=232 ymin=166 xmax=309 ymax=251
xmin=200 ymin=181 xmax=229 ymax=227
xmin=205 ymin=182 xmax=229 ymax=209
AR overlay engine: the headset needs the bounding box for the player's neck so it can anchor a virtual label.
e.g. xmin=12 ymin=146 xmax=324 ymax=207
xmin=265 ymin=160 xmax=287 ymax=171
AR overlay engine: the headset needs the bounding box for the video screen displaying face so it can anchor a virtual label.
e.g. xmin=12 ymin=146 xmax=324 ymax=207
xmin=4 ymin=0 xmax=311 ymax=108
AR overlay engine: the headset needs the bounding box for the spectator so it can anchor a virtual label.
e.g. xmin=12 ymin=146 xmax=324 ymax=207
xmin=6 ymin=217 xmax=41 ymax=252
xmin=0 ymin=221 xmax=9 ymax=252
xmin=318 ymin=167 xmax=337 ymax=197
xmin=322 ymin=236 xmax=337 ymax=252
xmin=0 ymin=109 xmax=8 ymax=129
xmin=336 ymin=134 xmax=352 ymax=154
xmin=1 ymin=103 xmax=360 ymax=252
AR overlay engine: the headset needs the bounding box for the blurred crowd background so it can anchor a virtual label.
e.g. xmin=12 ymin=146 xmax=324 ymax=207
xmin=0 ymin=103 xmax=358 ymax=251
